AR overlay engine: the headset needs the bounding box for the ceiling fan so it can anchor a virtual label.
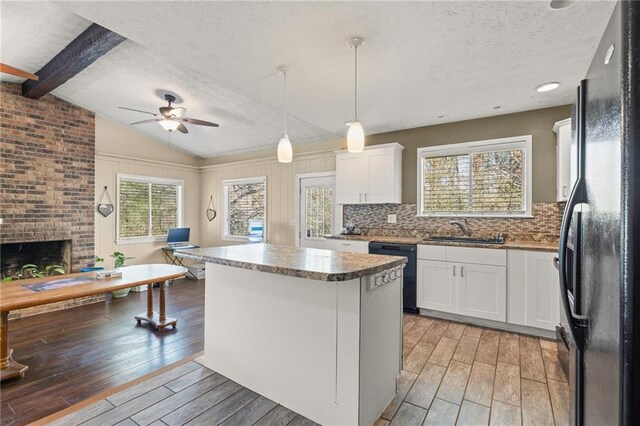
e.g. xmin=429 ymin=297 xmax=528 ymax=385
xmin=119 ymin=94 xmax=219 ymax=134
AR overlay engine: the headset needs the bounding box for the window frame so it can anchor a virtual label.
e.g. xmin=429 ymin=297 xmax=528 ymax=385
xmin=416 ymin=135 xmax=533 ymax=218
xmin=222 ymin=176 xmax=268 ymax=242
xmin=116 ymin=173 xmax=184 ymax=244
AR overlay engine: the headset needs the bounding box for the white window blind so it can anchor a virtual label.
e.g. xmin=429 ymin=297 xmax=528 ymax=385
xmin=305 ymin=186 xmax=334 ymax=238
xmin=418 ymin=136 xmax=532 ymax=217
xmin=223 ymin=177 xmax=266 ymax=239
xmin=117 ymin=174 xmax=183 ymax=242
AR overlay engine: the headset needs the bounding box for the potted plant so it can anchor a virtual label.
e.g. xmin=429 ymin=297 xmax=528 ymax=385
xmin=1 ymin=264 xmax=65 ymax=282
xmin=110 ymin=252 xmax=135 ymax=298
xmin=80 ymin=256 xmax=105 ymax=273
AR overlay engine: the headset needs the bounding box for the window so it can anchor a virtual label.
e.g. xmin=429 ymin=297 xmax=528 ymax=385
xmin=117 ymin=174 xmax=183 ymax=243
xmin=417 ymin=135 xmax=532 ymax=217
xmin=223 ymin=176 xmax=267 ymax=240
xmin=304 ymin=185 xmax=334 ymax=238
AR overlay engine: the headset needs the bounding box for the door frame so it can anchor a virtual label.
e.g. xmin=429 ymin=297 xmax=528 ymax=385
xmin=295 ymin=171 xmax=342 ymax=247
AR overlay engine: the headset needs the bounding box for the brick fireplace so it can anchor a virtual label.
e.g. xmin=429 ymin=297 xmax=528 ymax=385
xmin=1 ymin=82 xmax=99 ymax=318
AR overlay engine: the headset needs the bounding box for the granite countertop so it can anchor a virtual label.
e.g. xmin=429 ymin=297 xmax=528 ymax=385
xmin=176 ymin=243 xmax=407 ymax=282
xmin=326 ymin=235 xmax=558 ymax=252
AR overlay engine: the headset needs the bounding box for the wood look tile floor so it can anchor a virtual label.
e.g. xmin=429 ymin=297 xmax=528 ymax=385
xmin=1 ymin=281 xmax=569 ymax=426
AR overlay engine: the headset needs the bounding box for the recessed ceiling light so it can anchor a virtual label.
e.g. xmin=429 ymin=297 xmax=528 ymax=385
xmin=536 ymin=82 xmax=560 ymax=92
xmin=549 ymin=0 xmax=577 ymax=10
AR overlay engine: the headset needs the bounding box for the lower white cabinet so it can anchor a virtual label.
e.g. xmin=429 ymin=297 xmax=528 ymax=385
xmin=417 ymin=248 xmax=507 ymax=322
xmin=417 ymin=260 xmax=457 ymax=314
xmin=457 ymin=263 xmax=506 ymax=322
xmin=507 ymin=250 xmax=560 ymax=331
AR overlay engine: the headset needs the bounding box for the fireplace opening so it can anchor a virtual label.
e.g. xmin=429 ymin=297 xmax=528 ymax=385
xmin=1 ymin=240 xmax=72 ymax=280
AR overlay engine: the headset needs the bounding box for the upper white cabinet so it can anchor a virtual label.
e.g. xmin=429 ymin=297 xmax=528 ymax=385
xmin=335 ymin=143 xmax=403 ymax=204
xmin=507 ymin=250 xmax=560 ymax=331
xmin=553 ymin=118 xmax=572 ymax=202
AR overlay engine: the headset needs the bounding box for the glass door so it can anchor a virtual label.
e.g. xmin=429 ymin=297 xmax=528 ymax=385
xmin=299 ymin=175 xmax=339 ymax=248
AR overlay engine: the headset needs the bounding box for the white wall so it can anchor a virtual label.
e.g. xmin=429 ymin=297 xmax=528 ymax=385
xmin=200 ymin=152 xmax=336 ymax=247
xmin=94 ymin=115 xmax=338 ymax=265
xmin=94 ymin=117 xmax=202 ymax=268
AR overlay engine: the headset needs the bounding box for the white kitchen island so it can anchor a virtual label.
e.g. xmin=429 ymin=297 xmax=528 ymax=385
xmin=178 ymin=243 xmax=406 ymax=426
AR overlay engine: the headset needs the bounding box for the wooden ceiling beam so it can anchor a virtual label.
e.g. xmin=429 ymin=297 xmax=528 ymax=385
xmin=0 ymin=63 xmax=39 ymax=81
xmin=22 ymin=23 xmax=125 ymax=99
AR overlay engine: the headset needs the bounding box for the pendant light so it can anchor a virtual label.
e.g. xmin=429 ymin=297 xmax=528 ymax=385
xmin=347 ymin=37 xmax=365 ymax=153
xmin=277 ymin=66 xmax=293 ymax=163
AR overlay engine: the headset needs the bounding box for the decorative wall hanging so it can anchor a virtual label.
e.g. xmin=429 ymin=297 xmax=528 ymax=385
xmin=206 ymin=195 xmax=217 ymax=222
xmin=97 ymin=186 xmax=114 ymax=217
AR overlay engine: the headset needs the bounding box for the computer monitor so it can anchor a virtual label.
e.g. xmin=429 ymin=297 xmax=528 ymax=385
xmin=167 ymin=227 xmax=190 ymax=244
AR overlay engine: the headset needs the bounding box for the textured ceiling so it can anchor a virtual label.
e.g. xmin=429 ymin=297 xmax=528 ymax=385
xmin=1 ymin=1 xmax=615 ymax=158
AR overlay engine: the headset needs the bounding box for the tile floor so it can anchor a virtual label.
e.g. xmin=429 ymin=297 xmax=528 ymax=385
xmin=43 ymin=314 xmax=570 ymax=426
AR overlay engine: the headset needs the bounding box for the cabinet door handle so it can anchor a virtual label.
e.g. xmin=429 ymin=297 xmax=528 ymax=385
xmin=453 ymin=265 xmax=456 ymax=276
xmin=359 ymin=193 xmax=363 ymax=202
xmin=460 ymin=266 xmax=464 ymax=277
xmin=364 ymin=193 xmax=368 ymax=202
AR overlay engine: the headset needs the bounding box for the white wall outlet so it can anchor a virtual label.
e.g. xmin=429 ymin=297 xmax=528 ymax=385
xmin=387 ymin=214 xmax=397 ymax=224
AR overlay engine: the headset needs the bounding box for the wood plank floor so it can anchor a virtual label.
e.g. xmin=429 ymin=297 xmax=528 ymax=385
xmin=1 ymin=279 xmax=569 ymax=426
xmin=0 ymin=280 xmax=205 ymax=426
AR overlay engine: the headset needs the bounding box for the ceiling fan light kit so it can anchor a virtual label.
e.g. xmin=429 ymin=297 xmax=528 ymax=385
xmin=346 ymin=36 xmax=365 ymax=153
xmin=159 ymin=119 xmax=180 ymax=132
xmin=277 ymin=66 xmax=293 ymax=163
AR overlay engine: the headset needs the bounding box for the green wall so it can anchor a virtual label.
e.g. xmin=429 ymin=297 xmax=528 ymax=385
xmin=365 ymin=105 xmax=572 ymax=203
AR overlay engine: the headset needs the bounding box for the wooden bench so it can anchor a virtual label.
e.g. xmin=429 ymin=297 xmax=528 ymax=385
xmin=0 ymin=264 xmax=187 ymax=382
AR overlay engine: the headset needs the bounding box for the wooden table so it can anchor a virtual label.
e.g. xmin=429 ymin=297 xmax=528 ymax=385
xmin=0 ymin=264 xmax=187 ymax=382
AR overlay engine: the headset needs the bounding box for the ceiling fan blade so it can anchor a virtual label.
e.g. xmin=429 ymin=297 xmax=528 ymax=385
xmin=176 ymin=123 xmax=189 ymax=134
xmin=130 ymin=119 xmax=160 ymax=125
xmin=181 ymin=117 xmax=219 ymax=127
xmin=0 ymin=63 xmax=38 ymax=80
xmin=119 ymin=106 xmax=157 ymax=115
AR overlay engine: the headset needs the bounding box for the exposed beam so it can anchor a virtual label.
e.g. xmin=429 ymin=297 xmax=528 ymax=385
xmin=22 ymin=23 xmax=125 ymax=99
xmin=0 ymin=64 xmax=39 ymax=81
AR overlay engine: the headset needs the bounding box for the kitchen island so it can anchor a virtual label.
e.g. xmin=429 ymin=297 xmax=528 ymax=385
xmin=178 ymin=243 xmax=406 ymax=426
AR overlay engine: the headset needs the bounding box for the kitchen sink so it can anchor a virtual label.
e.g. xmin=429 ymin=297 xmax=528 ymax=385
xmin=424 ymin=236 xmax=505 ymax=244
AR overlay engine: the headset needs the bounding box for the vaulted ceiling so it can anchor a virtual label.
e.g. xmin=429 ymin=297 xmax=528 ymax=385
xmin=1 ymin=1 xmax=615 ymax=158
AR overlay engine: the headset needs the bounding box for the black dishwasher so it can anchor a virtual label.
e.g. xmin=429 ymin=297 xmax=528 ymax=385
xmin=368 ymin=242 xmax=418 ymax=314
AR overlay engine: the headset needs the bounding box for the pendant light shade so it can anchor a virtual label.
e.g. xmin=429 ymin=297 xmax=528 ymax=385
xmin=347 ymin=37 xmax=365 ymax=153
xmin=347 ymin=120 xmax=364 ymax=153
xmin=277 ymin=66 xmax=293 ymax=163
xmin=278 ymin=133 xmax=293 ymax=163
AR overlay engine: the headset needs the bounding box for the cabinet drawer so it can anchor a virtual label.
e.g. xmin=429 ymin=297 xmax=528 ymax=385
xmin=417 ymin=245 xmax=446 ymax=261
xmin=321 ymin=239 xmax=369 ymax=253
xmin=446 ymin=246 xmax=506 ymax=266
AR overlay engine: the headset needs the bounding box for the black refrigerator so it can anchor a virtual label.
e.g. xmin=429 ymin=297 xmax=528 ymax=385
xmin=556 ymin=1 xmax=640 ymax=425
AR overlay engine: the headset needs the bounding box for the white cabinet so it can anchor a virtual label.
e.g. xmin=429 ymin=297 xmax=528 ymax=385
xmin=457 ymin=263 xmax=506 ymax=322
xmin=417 ymin=260 xmax=457 ymax=313
xmin=507 ymin=250 xmax=560 ymax=331
xmin=335 ymin=143 xmax=403 ymax=204
xmin=316 ymin=239 xmax=369 ymax=254
xmin=553 ymin=118 xmax=573 ymax=202
xmin=417 ymin=245 xmax=507 ymax=322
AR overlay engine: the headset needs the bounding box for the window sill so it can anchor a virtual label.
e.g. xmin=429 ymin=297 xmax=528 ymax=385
xmin=116 ymin=236 xmax=166 ymax=245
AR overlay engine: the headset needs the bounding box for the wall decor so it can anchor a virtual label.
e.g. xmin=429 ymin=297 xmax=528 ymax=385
xmin=206 ymin=195 xmax=217 ymax=222
xmin=97 ymin=186 xmax=114 ymax=217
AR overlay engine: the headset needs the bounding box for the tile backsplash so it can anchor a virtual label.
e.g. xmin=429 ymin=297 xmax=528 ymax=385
xmin=343 ymin=203 xmax=564 ymax=242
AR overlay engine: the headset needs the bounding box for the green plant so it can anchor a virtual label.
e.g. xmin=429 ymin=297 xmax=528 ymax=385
xmin=94 ymin=256 xmax=105 ymax=265
xmin=111 ymin=252 xmax=134 ymax=268
xmin=1 ymin=263 xmax=65 ymax=282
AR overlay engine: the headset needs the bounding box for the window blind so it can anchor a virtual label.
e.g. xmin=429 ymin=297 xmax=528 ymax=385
xmin=305 ymin=186 xmax=333 ymax=238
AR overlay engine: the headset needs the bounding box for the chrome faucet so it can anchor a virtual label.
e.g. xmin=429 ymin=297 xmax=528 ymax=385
xmin=449 ymin=219 xmax=471 ymax=237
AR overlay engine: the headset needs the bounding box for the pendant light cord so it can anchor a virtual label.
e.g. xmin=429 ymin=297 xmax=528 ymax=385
xmin=283 ymin=71 xmax=288 ymax=135
xmin=354 ymin=45 xmax=358 ymax=120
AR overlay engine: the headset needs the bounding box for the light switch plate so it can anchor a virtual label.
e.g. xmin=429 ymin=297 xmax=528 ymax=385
xmin=387 ymin=214 xmax=397 ymax=224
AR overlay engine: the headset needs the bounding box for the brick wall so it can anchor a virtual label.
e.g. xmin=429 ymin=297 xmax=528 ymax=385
xmin=1 ymin=82 xmax=98 ymax=318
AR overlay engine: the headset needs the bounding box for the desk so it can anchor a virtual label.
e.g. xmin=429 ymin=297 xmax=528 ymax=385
xmin=162 ymin=245 xmax=200 ymax=279
xmin=0 ymin=264 xmax=187 ymax=382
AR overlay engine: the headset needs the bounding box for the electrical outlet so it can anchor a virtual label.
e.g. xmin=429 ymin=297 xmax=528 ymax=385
xmin=387 ymin=214 xmax=397 ymax=224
